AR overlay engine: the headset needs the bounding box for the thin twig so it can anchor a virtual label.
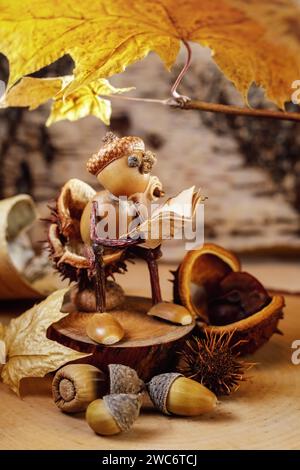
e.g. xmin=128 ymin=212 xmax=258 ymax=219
xmin=180 ymin=100 xmax=300 ymax=122
xmin=108 ymin=94 xmax=165 ymax=104
xmin=106 ymin=37 xmax=300 ymax=123
xmin=107 ymin=94 xmax=300 ymax=123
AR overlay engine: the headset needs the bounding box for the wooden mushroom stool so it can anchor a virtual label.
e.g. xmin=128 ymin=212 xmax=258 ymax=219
xmin=48 ymin=293 xmax=195 ymax=382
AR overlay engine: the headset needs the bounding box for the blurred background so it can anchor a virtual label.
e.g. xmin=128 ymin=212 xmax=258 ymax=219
xmin=0 ymin=44 xmax=300 ymax=262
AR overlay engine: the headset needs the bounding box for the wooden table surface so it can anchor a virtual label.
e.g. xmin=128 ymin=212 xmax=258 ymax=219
xmin=0 ymin=259 xmax=300 ymax=450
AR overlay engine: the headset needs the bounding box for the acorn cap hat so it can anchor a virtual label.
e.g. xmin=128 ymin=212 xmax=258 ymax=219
xmin=87 ymin=132 xmax=145 ymax=176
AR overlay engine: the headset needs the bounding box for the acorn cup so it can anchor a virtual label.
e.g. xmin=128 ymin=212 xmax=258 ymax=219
xmin=108 ymin=364 xmax=145 ymax=394
xmin=86 ymin=312 xmax=125 ymax=345
xmin=86 ymin=393 xmax=142 ymax=436
xmin=147 ymin=373 xmax=217 ymax=416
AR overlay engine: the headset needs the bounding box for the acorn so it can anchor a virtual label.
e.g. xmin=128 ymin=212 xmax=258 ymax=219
xmin=86 ymin=312 xmax=124 ymax=345
xmin=147 ymin=373 xmax=217 ymax=416
xmin=87 ymin=133 xmax=151 ymax=197
xmin=108 ymin=364 xmax=145 ymax=394
xmin=52 ymin=364 xmax=107 ymax=413
xmin=86 ymin=394 xmax=141 ymax=436
xmin=147 ymin=302 xmax=193 ymax=325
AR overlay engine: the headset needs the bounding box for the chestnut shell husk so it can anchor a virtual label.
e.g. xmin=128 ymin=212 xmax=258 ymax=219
xmin=173 ymin=243 xmax=285 ymax=355
xmin=46 ymin=179 xmax=129 ymax=289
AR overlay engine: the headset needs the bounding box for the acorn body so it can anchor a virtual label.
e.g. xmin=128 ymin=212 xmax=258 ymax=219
xmin=147 ymin=373 xmax=217 ymax=416
xmin=86 ymin=398 xmax=121 ymax=436
xmin=52 ymin=364 xmax=106 ymax=413
xmin=97 ymin=154 xmax=150 ymax=197
xmin=166 ymin=376 xmax=217 ymax=416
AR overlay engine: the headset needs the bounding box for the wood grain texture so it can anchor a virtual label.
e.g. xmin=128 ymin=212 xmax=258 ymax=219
xmin=48 ymin=295 xmax=195 ymax=381
xmin=0 ymin=261 xmax=300 ymax=450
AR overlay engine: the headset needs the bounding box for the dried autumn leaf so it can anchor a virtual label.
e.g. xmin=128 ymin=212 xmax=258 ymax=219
xmin=0 ymin=0 xmax=300 ymax=109
xmin=3 ymin=76 xmax=133 ymax=125
xmin=47 ymin=78 xmax=133 ymax=126
xmin=2 ymin=76 xmax=65 ymax=110
xmin=1 ymin=289 xmax=90 ymax=395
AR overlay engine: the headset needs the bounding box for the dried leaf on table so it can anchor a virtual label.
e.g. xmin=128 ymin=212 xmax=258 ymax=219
xmin=0 ymin=194 xmax=59 ymax=299
xmin=0 ymin=323 xmax=5 ymax=364
xmin=0 ymin=0 xmax=300 ymax=110
xmin=1 ymin=289 xmax=91 ymax=395
xmin=2 ymin=76 xmax=133 ymax=125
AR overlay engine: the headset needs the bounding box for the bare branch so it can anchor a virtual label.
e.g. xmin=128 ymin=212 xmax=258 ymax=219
xmin=108 ymin=93 xmax=300 ymax=123
xmin=168 ymin=99 xmax=300 ymax=122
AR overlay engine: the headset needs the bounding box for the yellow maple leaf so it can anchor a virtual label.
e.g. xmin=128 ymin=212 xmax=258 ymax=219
xmin=1 ymin=289 xmax=91 ymax=395
xmin=3 ymin=76 xmax=133 ymax=125
xmin=0 ymin=0 xmax=300 ymax=109
xmin=47 ymin=78 xmax=133 ymax=126
xmin=1 ymin=76 xmax=64 ymax=110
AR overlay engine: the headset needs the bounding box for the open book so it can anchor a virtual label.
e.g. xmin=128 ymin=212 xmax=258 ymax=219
xmin=124 ymin=186 xmax=204 ymax=249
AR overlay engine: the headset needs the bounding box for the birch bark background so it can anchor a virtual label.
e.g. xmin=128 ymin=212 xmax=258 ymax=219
xmin=0 ymin=45 xmax=299 ymax=259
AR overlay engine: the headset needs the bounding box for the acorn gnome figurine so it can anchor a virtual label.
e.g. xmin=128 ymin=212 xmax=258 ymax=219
xmin=83 ymin=132 xmax=165 ymax=312
xmin=48 ymin=132 xmax=203 ymax=345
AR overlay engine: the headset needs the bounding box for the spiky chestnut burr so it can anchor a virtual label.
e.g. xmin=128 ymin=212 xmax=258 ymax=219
xmin=177 ymin=331 xmax=254 ymax=396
